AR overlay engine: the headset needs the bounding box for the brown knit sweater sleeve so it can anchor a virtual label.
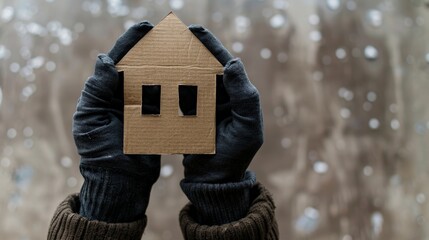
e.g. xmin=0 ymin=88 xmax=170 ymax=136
xmin=179 ymin=183 xmax=279 ymax=240
xmin=48 ymin=193 xmax=147 ymax=240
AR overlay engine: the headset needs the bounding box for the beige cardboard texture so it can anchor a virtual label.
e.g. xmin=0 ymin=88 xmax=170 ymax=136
xmin=116 ymin=12 xmax=223 ymax=154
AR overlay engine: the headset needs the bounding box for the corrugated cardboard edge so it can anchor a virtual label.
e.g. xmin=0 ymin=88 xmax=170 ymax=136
xmin=117 ymin=12 xmax=223 ymax=155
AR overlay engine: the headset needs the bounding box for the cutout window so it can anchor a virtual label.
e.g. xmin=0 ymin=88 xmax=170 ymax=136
xmin=142 ymin=85 xmax=161 ymax=115
xmin=178 ymin=85 xmax=198 ymax=116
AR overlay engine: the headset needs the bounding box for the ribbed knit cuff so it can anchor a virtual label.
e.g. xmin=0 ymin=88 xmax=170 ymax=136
xmin=79 ymin=164 xmax=153 ymax=223
xmin=180 ymin=182 xmax=279 ymax=240
xmin=48 ymin=193 xmax=147 ymax=240
xmin=180 ymin=171 xmax=256 ymax=225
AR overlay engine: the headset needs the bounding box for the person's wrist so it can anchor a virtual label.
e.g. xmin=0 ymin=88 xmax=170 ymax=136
xmin=183 ymin=153 xmax=250 ymax=184
xmin=180 ymin=171 xmax=256 ymax=225
xmin=79 ymin=164 xmax=154 ymax=223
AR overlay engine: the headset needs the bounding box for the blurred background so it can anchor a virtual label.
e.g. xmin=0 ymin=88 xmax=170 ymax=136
xmin=1 ymin=0 xmax=429 ymax=239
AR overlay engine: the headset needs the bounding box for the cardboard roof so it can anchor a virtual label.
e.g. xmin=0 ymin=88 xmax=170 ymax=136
xmin=117 ymin=12 xmax=223 ymax=154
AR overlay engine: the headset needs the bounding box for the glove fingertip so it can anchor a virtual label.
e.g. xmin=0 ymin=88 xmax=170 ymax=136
xmin=133 ymin=20 xmax=154 ymax=30
xmin=108 ymin=21 xmax=154 ymax=64
xmin=224 ymin=58 xmax=244 ymax=74
xmin=223 ymin=58 xmax=260 ymax=103
xmin=188 ymin=24 xmax=205 ymax=32
xmin=188 ymin=24 xmax=234 ymax=66
xmin=98 ymin=54 xmax=115 ymax=66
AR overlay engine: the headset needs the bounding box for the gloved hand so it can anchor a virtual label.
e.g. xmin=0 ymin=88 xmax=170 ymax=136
xmin=73 ymin=21 xmax=160 ymax=223
xmin=180 ymin=25 xmax=264 ymax=225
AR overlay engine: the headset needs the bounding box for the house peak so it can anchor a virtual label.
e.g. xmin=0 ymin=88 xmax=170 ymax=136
xmin=116 ymin=12 xmax=223 ymax=69
xmin=155 ymin=11 xmax=187 ymax=30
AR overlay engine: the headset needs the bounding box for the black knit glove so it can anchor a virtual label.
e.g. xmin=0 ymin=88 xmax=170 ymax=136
xmin=180 ymin=25 xmax=264 ymax=225
xmin=73 ymin=21 xmax=160 ymax=223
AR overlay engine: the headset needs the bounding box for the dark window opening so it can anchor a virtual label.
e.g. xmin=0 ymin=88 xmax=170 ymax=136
xmin=142 ymin=85 xmax=161 ymax=115
xmin=216 ymin=74 xmax=228 ymax=105
xmin=178 ymin=85 xmax=198 ymax=116
xmin=117 ymin=71 xmax=124 ymax=103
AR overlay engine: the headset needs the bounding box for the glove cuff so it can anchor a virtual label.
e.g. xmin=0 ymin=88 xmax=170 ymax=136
xmin=79 ymin=164 xmax=154 ymax=223
xmin=180 ymin=171 xmax=256 ymax=225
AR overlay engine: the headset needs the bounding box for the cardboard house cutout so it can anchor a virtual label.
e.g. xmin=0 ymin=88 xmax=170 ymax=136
xmin=116 ymin=12 xmax=223 ymax=154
